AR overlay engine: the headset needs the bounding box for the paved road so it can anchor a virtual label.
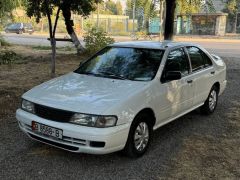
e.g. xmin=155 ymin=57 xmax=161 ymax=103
xmin=2 ymin=33 xmax=74 ymax=47
xmin=2 ymin=33 xmax=240 ymax=58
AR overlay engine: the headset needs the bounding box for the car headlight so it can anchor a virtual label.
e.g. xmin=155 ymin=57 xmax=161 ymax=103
xmin=70 ymin=113 xmax=117 ymax=128
xmin=21 ymin=99 xmax=35 ymax=113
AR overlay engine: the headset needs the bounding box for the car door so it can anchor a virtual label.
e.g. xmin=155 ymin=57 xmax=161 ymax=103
xmin=160 ymin=47 xmax=194 ymax=118
xmin=186 ymin=46 xmax=215 ymax=106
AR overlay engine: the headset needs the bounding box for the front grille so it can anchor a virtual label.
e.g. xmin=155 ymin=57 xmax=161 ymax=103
xmin=34 ymin=104 xmax=74 ymax=122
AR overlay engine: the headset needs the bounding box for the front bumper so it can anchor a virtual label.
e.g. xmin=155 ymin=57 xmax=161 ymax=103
xmin=16 ymin=109 xmax=130 ymax=154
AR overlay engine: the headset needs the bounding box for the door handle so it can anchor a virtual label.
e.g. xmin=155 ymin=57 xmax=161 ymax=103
xmin=187 ymin=80 xmax=193 ymax=84
xmin=211 ymin=71 xmax=215 ymax=74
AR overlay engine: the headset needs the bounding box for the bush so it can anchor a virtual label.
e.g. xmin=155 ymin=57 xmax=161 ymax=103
xmin=83 ymin=27 xmax=115 ymax=54
xmin=0 ymin=35 xmax=10 ymax=46
xmin=0 ymin=50 xmax=22 ymax=65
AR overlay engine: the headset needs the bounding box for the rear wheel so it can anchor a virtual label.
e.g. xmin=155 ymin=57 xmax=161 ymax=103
xmin=17 ymin=30 xmax=23 ymax=34
xmin=122 ymin=113 xmax=153 ymax=158
xmin=201 ymin=86 xmax=218 ymax=115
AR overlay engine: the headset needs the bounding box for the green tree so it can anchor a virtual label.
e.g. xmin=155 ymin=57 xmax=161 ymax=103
xmin=223 ymin=0 xmax=240 ymax=33
xmin=0 ymin=0 xmax=21 ymax=17
xmin=116 ymin=1 xmax=123 ymax=15
xmin=126 ymin=0 xmax=156 ymax=31
xmin=95 ymin=2 xmax=112 ymax=14
xmin=106 ymin=0 xmax=117 ymax=15
xmin=177 ymin=0 xmax=201 ymax=15
xmin=24 ymin=0 xmax=98 ymax=76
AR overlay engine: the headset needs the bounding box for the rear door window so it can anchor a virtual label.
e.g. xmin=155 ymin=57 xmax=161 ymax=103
xmin=165 ymin=48 xmax=190 ymax=76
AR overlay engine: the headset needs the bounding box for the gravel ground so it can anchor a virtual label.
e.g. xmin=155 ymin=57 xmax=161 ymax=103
xmin=0 ymin=47 xmax=239 ymax=180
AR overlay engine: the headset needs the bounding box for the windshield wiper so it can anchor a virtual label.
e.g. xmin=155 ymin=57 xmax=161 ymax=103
xmin=98 ymin=71 xmax=127 ymax=80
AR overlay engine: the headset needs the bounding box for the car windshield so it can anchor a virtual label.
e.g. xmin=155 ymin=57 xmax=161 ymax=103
xmin=75 ymin=47 xmax=164 ymax=81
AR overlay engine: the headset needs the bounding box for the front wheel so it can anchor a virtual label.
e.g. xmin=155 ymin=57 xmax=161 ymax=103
xmin=122 ymin=114 xmax=153 ymax=158
xmin=201 ymin=86 xmax=218 ymax=115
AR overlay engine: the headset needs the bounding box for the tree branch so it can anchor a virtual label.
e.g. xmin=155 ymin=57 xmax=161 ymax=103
xmin=44 ymin=0 xmax=53 ymax=38
xmin=53 ymin=7 xmax=60 ymax=37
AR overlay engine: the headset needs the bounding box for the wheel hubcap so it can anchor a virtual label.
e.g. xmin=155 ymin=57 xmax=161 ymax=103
xmin=134 ymin=122 xmax=149 ymax=151
xmin=209 ymin=90 xmax=217 ymax=111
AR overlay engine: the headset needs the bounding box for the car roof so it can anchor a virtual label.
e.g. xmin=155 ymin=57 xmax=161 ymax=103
xmin=110 ymin=41 xmax=197 ymax=50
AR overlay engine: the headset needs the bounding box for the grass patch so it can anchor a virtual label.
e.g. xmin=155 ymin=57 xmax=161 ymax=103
xmin=0 ymin=50 xmax=28 ymax=65
xmin=32 ymin=45 xmax=75 ymax=52
xmin=32 ymin=45 xmax=52 ymax=50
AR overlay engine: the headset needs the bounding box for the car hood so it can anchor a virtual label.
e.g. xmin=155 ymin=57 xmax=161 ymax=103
xmin=23 ymin=72 xmax=147 ymax=114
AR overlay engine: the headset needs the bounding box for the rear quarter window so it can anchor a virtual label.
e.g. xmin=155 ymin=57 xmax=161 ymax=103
xmin=187 ymin=46 xmax=212 ymax=72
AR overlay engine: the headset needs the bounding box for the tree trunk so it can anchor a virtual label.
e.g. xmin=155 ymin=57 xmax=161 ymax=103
xmin=50 ymin=38 xmax=56 ymax=76
xmin=44 ymin=0 xmax=56 ymax=77
xmin=61 ymin=2 xmax=84 ymax=54
xmin=164 ymin=0 xmax=176 ymax=40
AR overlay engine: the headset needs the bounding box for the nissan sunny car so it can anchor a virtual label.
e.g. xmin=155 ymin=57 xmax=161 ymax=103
xmin=16 ymin=41 xmax=227 ymax=157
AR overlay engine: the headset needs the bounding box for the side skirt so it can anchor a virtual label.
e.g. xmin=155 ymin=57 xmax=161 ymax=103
xmin=153 ymin=103 xmax=204 ymax=131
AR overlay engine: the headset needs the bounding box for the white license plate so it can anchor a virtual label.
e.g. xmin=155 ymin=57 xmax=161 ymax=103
xmin=32 ymin=121 xmax=63 ymax=139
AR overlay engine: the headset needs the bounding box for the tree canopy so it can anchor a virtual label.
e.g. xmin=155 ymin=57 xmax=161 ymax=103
xmin=224 ymin=0 xmax=240 ymax=15
xmin=25 ymin=0 xmax=98 ymax=23
xmin=96 ymin=0 xmax=123 ymax=15
xmin=223 ymin=0 xmax=240 ymax=32
xmin=0 ymin=0 xmax=22 ymax=18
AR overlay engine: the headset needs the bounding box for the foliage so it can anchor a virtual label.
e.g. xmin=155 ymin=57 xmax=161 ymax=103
xmin=106 ymin=0 xmax=117 ymax=15
xmin=0 ymin=50 xmax=21 ymax=65
xmin=126 ymin=0 xmax=156 ymax=18
xmin=115 ymin=1 xmax=123 ymax=15
xmin=126 ymin=0 xmax=157 ymax=31
xmin=25 ymin=0 xmax=98 ymax=23
xmin=223 ymin=0 xmax=240 ymax=15
xmin=0 ymin=35 xmax=10 ymax=46
xmin=176 ymin=0 xmax=216 ymax=15
xmin=95 ymin=0 xmax=123 ymax=15
xmin=83 ymin=27 xmax=114 ymax=54
xmin=222 ymin=0 xmax=240 ymax=32
xmin=0 ymin=0 xmax=22 ymax=18
xmin=177 ymin=0 xmax=201 ymax=14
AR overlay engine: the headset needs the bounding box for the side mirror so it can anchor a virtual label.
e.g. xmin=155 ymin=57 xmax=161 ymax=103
xmin=165 ymin=71 xmax=182 ymax=81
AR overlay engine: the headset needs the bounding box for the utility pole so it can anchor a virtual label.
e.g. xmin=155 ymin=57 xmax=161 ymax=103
xmin=132 ymin=0 xmax=136 ymax=33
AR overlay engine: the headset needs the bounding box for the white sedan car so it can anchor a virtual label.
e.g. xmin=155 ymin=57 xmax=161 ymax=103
xmin=16 ymin=41 xmax=227 ymax=157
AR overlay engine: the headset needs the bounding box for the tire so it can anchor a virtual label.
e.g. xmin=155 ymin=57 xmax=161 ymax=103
xmin=122 ymin=113 xmax=153 ymax=158
xmin=18 ymin=30 xmax=23 ymax=34
xmin=201 ymin=85 xmax=219 ymax=115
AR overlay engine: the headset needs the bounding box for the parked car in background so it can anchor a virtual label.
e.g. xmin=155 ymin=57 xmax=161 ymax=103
xmin=5 ymin=23 xmax=34 ymax=34
xmin=16 ymin=41 xmax=227 ymax=158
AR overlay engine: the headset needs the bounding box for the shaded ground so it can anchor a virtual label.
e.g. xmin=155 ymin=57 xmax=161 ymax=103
xmin=0 ymin=46 xmax=239 ymax=179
